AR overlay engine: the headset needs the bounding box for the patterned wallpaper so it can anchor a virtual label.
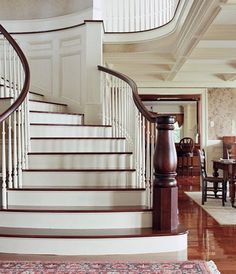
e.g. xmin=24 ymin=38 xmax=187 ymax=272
xmin=208 ymin=88 xmax=236 ymax=140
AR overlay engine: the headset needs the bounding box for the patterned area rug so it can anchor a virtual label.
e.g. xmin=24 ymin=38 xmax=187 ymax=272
xmin=0 ymin=260 xmax=219 ymax=274
xmin=185 ymin=191 xmax=236 ymax=225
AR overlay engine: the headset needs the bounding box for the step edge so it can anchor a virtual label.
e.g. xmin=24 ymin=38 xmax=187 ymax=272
xmin=30 ymin=110 xmax=84 ymax=116
xmin=0 ymin=225 xmax=187 ymax=239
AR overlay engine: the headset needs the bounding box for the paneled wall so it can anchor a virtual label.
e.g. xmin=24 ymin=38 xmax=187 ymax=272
xmin=13 ymin=22 xmax=103 ymax=124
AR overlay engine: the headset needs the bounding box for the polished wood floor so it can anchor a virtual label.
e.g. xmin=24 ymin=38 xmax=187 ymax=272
xmin=177 ymin=175 xmax=236 ymax=274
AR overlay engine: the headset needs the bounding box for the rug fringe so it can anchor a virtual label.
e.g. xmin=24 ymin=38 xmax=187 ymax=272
xmin=207 ymin=260 xmax=221 ymax=274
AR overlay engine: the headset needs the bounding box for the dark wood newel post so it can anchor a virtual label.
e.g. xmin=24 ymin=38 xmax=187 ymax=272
xmin=152 ymin=115 xmax=178 ymax=231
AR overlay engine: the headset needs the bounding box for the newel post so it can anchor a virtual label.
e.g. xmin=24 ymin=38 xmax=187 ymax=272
xmin=152 ymin=115 xmax=178 ymax=231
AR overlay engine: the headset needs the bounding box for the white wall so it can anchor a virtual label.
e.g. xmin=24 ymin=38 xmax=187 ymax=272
xmin=0 ymin=0 xmax=93 ymax=20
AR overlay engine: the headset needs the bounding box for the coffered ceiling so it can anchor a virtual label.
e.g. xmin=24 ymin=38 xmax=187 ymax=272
xmin=103 ymin=0 xmax=236 ymax=88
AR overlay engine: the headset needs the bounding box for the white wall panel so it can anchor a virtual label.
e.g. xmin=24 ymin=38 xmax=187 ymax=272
xmin=60 ymin=52 xmax=82 ymax=103
xmin=29 ymin=56 xmax=53 ymax=95
xmin=11 ymin=21 xmax=103 ymax=123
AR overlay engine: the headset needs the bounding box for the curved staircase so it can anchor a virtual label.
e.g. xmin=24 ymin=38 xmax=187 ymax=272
xmin=0 ymin=91 xmax=187 ymax=256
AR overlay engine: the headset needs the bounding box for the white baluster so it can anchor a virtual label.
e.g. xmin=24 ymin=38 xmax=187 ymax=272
xmin=7 ymin=115 xmax=13 ymax=188
xmin=114 ymin=78 xmax=118 ymax=137
xmin=3 ymin=39 xmax=7 ymax=97
xmin=12 ymin=50 xmax=18 ymax=188
xmin=20 ymin=72 xmax=27 ymax=169
xmin=17 ymin=105 xmax=22 ymax=188
xmin=142 ymin=115 xmax=146 ymax=187
xmin=117 ymin=79 xmax=122 ymax=137
xmin=24 ymin=94 xmax=30 ymax=166
xmin=17 ymin=58 xmax=22 ymax=188
xmin=8 ymin=47 xmax=13 ymax=188
xmin=9 ymin=45 xmax=13 ymax=97
xmin=120 ymin=81 xmax=125 ymax=137
xmin=1 ymin=121 xmax=7 ymax=208
xmin=108 ymin=75 xmax=112 ymax=126
xmin=13 ymin=111 xmax=18 ymax=188
xmin=0 ymin=39 xmax=2 ymax=98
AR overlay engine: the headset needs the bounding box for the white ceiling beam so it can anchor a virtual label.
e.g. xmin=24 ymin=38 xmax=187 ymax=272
xmin=190 ymin=48 xmax=236 ymax=59
xmin=180 ymin=63 xmax=236 ymax=73
xmin=113 ymin=64 xmax=171 ymax=73
xmin=203 ymin=25 xmax=236 ymax=40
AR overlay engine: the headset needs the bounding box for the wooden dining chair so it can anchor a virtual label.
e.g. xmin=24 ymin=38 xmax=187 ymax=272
xmin=177 ymin=137 xmax=194 ymax=176
xmin=198 ymin=149 xmax=227 ymax=206
xmin=225 ymin=144 xmax=236 ymax=160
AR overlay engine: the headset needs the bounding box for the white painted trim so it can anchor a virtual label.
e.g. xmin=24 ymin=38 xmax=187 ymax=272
xmin=0 ymin=233 xmax=187 ymax=256
xmin=0 ymin=9 xmax=94 ymax=33
xmin=139 ymin=87 xmax=208 ymax=147
xmin=0 ymin=211 xmax=151 ymax=229
xmin=8 ymin=190 xmax=145 ymax=206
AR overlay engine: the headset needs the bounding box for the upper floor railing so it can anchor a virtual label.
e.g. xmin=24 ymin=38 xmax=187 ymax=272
xmin=102 ymin=0 xmax=180 ymax=32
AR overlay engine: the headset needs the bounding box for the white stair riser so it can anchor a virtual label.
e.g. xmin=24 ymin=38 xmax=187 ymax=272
xmin=30 ymin=125 xmax=112 ymax=137
xmin=22 ymin=171 xmax=135 ymax=186
xmin=29 ymin=101 xmax=67 ymax=112
xmin=29 ymin=93 xmax=44 ymax=101
xmin=28 ymin=154 xmax=133 ymax=169
xmin=0 ymin=211 xmax=151 ymax=229
xmin=0 ymin=235 xmax=188 ymax=256
xmin=30 ymin=112 xmax=83 ymax=125
xmin=30 ymin=139 xmax=126 ymax=152
xmin=7 ymin=190 xmax=145 ymax=207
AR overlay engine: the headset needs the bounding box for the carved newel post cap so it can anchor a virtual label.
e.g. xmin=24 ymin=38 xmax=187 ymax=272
xmin=156 ymin=115 xmax=176 ymax=130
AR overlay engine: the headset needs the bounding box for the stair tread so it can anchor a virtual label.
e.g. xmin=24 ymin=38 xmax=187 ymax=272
xmin=7 ymin=186 xmax=145 ymax=191
xmin=30 ymin=123 xmax=111 ymax=127
xmin=2 ymin=205 xmax=150 ymax=213
xmin=23 ymin=168 xmax=136 ymax=172
xmin=0 ymin=225 xmax=186 ymax=238
xmin=28 ymin=152 xmax=132 ymax=155
xmin=30 ymin=137 xmax=125 ymax=139
xmin=0 ymin=96 xmax=13 ymax=100
xmin=30 ymin=110 xmax=84 ymax=116
xmin=29 ymin=99 xmax=67 ymax=106
xmin=29 ymin=91 xmax=44 ymax=97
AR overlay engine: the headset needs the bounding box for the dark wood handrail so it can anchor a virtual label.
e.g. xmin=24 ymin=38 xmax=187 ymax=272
xmin=0 ymin=24 xmax=30 ymax=123
xmin=98 ymin=65 xmax=156 ymax=123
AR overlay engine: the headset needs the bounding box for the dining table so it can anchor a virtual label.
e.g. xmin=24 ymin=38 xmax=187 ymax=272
xmin=212 ymin=159 xmax=236 ymax=208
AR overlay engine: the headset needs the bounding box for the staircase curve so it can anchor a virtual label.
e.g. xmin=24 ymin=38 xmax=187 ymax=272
xmin=0 ymin=20 xmax=187 ymax=256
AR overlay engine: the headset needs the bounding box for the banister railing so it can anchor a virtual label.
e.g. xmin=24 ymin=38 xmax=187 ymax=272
xmin=98 ymin=65 xmax=156 ymax=207
xmin=98 ymin=65 xmax=179 ymax=231
xmin=0 ymin=24 xmax=30 ymax=208
xmin=102 ymin=0 xmax=180 ymax=33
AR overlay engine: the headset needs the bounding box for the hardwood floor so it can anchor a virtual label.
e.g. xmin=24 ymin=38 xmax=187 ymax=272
xmin=177 ymin=175 xmax=236 ymax=274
